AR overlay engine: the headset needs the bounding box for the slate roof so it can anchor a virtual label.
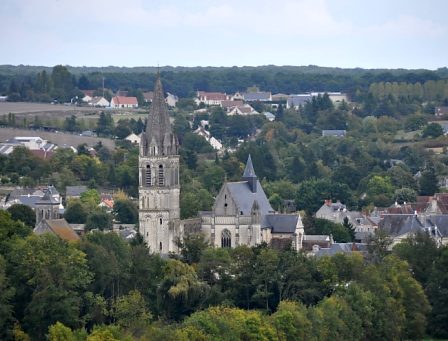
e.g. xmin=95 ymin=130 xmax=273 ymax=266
xmin=66 ymin=185 xmax=88 ymax=198
xmin=16 ymin=195 xmax=42 ymax=208
xmin=427 ymin=215 xmax=448 ymax=237
xmin=262 ymin=214 xmax=299 ymax=233
xmin=244 ymin=92 xmax=271 ymax=101
xmin=287 ymin=94 xmax=312 ymax=107
xmin=379 ymin=214 xmax=424 ymax=237
xmin=322 ymin=130 xmax=346 ymax=137
xmin=315 ymin=243 xmax=368 ymax=258
xmin=226 ymin=180 xmax=273 ymax=216
xmin=34 ymin=219 xmax=80 ymax=241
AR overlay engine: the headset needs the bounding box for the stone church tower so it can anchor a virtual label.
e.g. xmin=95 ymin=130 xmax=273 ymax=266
xmin=139 ymin=74 xmax=180 ymax=254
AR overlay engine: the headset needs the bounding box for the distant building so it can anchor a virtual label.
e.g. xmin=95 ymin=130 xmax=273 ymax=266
xmin=195 ymin=91 xmax=228 ymax=106
xmin=125 ymin=133 xmax=140 ymax=144
xmin=243 ymin=91 xmax=272 ymax=102
xmin=435 ymin=106 xmax=448 ymax=116
xmin=34 ymin=219 xmax=80 ymax=241
xmin=110 ymin=96 xmax=138 ymax=109
xmin=263 ymin=112 xmax=275 ymax=121
xmin=165 ymin=92 xmax=178 ymax=107
xmin=81 ymin=90 xmax=95 ymax=103
xmin=89 ymin=96 xmax=109 ymax=107
xmin=286 ymin=94 xmax=313 ymax=109
xmin=322 ymin=130 xmax=346 ymax=138
xmin=227 ymin=104 xmax=259 ymax=116
xmin=65 ymin=185 xmax=88 ymax=200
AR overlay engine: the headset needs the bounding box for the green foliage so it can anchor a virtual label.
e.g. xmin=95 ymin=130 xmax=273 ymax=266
xmin=112 ymin=290 xmax=152 ymax=337
xmin=85 ymin=210 xmax=113 ymax=231
xmin=176 ymin=233 xmax=209 ymax=265
xmin=48 ymin=321 xmax=76 ymax=341
xmin=422 ymin=122 xmax=444 ymax=138
xmin=8 ymin=234 xmax=92 ymax=339
xmin=113 ymin=199 xmax=138 ymax=224
xmin=295 ymin=178 xmax=353 ymax=215
xmin=6 ymin=204 xmax=35 ymax=228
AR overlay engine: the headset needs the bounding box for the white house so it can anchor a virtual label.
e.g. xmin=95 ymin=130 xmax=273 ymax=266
xmin=89 ymin=96 xmax=109 ymax=107
xmin=195 ymin=91 xmax=228 ymax=106
xmin=165 ymin=93 xmax=178 ymax=107
xmin=227 ymin=104 xmax=259 ymax=116
xmin=125 ymin=133 xmax=140 ymax=144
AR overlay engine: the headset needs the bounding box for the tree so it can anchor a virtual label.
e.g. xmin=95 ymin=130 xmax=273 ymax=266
xmin=176 ymin=233 xmax=209 ymax=265
xmin=48 ymin=322 xmax=75 ymax=341
xmin=96 ymin=112 xmax=114 ymax=137
xmin=64 ymin=115 xmax=79 ymax=132
xmin=113 ymin=199 xmax=138 ymax=224
xmin=64 ymin=200 xmax=88 ymax=224
xmin=85 ymin=210 xmax=113 ymax=231
xmin=7 ymin=204 xmax=36 ymax=228
xmin=0 ymin=255 xmax=14 ymax=340
xmin=419 ymin=164 xmax=439 ymax=195
xmin=422 ymin=122 xmax=444 ymax=138
xmin=270 ymin=300 xmax=312 ymax=341
xmin=342 ymin=217 xmax=356 ymax=241
xmin=251 ymin=248 xmax=279 ymax=311
xmin=80 ymin=188 xmax=101 ymax=207
xmin=9 ymin=234 xmax=92 ymax=339
xmin=427 ymin=247 xmax=448 ymax=338
xmin=112 ymin=290 xmax=152 ymax=337
xmin=157 ymin=259 xmax=208 ymax=320
xmin=393 ymin=231 xmax=439 ymax=286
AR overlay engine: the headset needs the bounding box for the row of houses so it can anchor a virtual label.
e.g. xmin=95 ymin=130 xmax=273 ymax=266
xmin=81 ymin=90 xmax=178 ymax=109
xmin=195 ymin=90 xmax=348 ymax=109
xmin=316 ymin=194 xmax=448 ymax=250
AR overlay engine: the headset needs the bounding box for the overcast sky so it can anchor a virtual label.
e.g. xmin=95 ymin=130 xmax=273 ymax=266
xmin=1 ymin=0 xmax=447 ymax=69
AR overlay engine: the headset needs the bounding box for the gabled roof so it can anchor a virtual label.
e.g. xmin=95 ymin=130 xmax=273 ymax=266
xmin=197 ymin=91 xmax=227 ymax=101
xmin=225 ymin=180 xmax=273 ymax=216
xmin=66 ymin=185 xmax=88 ymax=197
xmin=379 ymin=214 xmax=424 ymax=237
xmin=112 ymin=96 xmax=138 ymax=105
xmin=221 ymin=100 xmax=243 ymax=108
xmin=244 ymin=92 xmax=271 ymax=101
xmin=262 ymin=214 xmax=299 ymax=233
xmin=34 ymin=219 xmax=80 ymax=241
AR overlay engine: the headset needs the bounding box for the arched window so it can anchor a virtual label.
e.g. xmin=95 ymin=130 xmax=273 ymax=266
xmin=221 ymin=229 xmax=231 ymax=248
xmin=145 ymin=165 xmax=151 ymax=186
xmin=159 ymin=218 xmax=163 ymax=225
xmin=158 ymin=165 xmax=164 ymax=186
xmin=159 ymin=242 xmax=162 ymax=251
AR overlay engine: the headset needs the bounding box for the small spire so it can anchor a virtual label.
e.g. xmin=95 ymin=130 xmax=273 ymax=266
xmin=243 ymin=154 xmax=256 ymax=178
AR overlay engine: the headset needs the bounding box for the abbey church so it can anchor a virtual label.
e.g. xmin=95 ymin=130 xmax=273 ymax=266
xmin=139 ymin=76 xmax=304 ymax=254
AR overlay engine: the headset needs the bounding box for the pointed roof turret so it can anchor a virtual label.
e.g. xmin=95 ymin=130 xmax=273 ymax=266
xmin=242 ymin=154 xmax=257 ymax=193
xmin=141 ymin=72 xmax=178 ymax=156
xmin=243 ymin=154 xmax=257 ymax=179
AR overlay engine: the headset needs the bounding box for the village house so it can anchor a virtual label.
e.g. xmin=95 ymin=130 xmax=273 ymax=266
xmin=227 ymin=104 xmax=259 ymax=116
xmin=110 ymin=96 xmax=139 ymax=109
xmin=435 ymin=106 xmax=448 ymax=116
xmin=89 ymin=96 xmax=109 ymax=107
xmin=125 ymin=132 xmax=140 ymax=144
xmin=81 ymin=90 xmax=95 ymax=103
xmin=243 ymin=91 xmax=272 ymax=102
xmin=195 ymin=91 xmax=228 ymax=106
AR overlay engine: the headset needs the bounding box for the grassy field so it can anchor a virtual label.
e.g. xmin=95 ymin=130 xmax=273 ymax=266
xmin=0 ymin=127 xmax=115 ymax=149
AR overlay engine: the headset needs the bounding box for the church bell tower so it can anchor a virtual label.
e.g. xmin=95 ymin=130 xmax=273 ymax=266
xmin=139 ymin=73 xmax=180 ymax=254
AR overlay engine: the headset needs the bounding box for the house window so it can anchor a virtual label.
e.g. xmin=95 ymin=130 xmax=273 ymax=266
xmin=158 ymin=165 xmax=164 ymax=186
xmin=145 ymin=165 xmax=151 ymax=186
xmin=221 ymin=229 xmax=231 ymax=248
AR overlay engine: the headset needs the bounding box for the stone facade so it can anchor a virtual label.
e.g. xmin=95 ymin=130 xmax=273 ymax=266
xmin=139 ymin=74 xmax=181 ymax=254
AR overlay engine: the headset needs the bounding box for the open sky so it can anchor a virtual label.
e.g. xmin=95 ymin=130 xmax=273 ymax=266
xmin=1 ymin=0 xmax=447 ymax=69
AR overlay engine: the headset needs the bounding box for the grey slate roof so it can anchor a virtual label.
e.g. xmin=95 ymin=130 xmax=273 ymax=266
xmin=244 ymin=92 xmax=271 ymax=101
xmin=16 ymin=195 xmax=42 ymax=208
xmin=315 ymin=243 xmax=368 ymax=258
xmin=226 ymin=180 xmax=273 ymax=216
xmin=427 ymin=215 xmax=448 ymax=237
xmin=243 ymin=154 xmax=256 ymax=178
xmin=262 ymin=214 xmax=298 ymax=233
xmin=379 ymin=214 xmax=424 ymax=237
xmin=322 ymin=130 xmax=346 ymax=137
xmin=287 ymin=94 xmax=312 ymax=107
xmin=66 ymin=185 xmax=88 ymax=198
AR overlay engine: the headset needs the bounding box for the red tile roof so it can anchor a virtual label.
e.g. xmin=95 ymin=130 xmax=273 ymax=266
xmin=112 ymin=96 xmax=138 ymax=105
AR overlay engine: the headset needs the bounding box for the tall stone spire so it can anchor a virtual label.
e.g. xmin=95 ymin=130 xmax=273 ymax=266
xmin=242 ymin=154 xmax=257 ymax=193
xmin=141 ymin=73 xmax=178 ymax=156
